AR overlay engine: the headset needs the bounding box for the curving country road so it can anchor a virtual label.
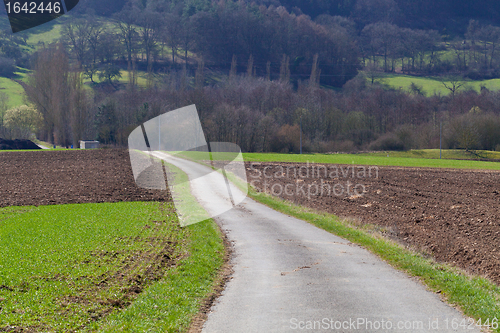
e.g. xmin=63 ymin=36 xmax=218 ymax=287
xmin=151 ymin=151 xmax=481 ymax=333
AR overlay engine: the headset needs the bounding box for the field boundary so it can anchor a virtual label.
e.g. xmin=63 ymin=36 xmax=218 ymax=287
xmin=242 ymin=152 xmax=500 ymax=171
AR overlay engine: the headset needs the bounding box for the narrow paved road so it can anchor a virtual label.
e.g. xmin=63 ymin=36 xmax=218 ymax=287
xmin=151 ymin=151 xmax=481 ymax=333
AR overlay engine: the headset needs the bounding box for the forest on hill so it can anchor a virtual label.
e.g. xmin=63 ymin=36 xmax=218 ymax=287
xmin=4 ymin=0 xmax=500 ymax=84
xmin=1 ymin=0 xmax=500 ymax=153
xmin=36 ymin=0 xmax=500 ymax=32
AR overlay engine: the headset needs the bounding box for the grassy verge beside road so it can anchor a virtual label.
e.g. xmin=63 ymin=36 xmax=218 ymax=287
xmin=0 ymin=199 xmax=224 ymax=332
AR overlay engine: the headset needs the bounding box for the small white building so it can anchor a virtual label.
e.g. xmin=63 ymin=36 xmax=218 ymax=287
xmin=79 ymin=140 xmax=100 ymax=149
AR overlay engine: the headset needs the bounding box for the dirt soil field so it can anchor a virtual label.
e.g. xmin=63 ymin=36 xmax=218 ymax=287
xmin=0 ymin=149 xmax=169 ymax=207
xmin=246 ymin=162 xmax=500 ymax=285
xmin=2 ymin=150 xmax=499 ymax=286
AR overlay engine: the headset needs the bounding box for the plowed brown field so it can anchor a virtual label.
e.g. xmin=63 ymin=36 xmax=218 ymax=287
xmin=0 ymin=149 xmax=169 ymax=207
xmin=246 ymin=162 xmax=500 ymax=285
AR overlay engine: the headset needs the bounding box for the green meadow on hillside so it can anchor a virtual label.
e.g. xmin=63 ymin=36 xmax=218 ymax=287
xmin=0 ymin=76 xmax=26 ymax=109
xmin=370 ymin=73 xmax=500 ymax=96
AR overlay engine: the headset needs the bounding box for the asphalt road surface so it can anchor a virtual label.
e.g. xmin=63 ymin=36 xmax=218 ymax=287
xmin=151 ymin=151 xmax=482 ymax=333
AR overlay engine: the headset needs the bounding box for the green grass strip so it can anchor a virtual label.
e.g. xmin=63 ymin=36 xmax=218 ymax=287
xmin=358 ymin=149 xmax=500 ymax=161
xmin=242 ymin=152 xmax=500 ymax=170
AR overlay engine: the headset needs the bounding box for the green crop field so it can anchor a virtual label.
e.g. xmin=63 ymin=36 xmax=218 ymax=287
xmin=166 ymin=149 xmax=500 ymax=170
xmin=242 ymin=150 xmax=500 ymax=170
xmin=0 ymin=198 xmax=224 ymax=331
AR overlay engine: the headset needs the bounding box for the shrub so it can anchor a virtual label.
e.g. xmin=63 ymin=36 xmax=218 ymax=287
xmin=0 ymin=57 xmax=16 ymax=77
xmin=368 ymin=133 xmax=405 ymax=151
xmin=98 ymin=64 xmax=122 ymax=85
xmin=446 ymin=114 xmax=480 ymax=151
xmin=334 ymin=140 xmax=356 ymax=152
xmin=395 ymin=125 xmax=417 ymax=150
xmin=272 ymin=124 xmax=302 ymax=153
xmin=3 ymin=105 xmax=43 ymax=139
xmin=446 ymin=112 xmax=500 ymax=151
xmin=475 ymin=113 xmax=500 ymax=151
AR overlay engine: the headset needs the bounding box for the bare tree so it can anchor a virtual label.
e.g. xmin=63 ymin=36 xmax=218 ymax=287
xmin=247 ymin=55 xmax=254 ymax=77
xmin=83 ymin=64 xmax=99 ymax=83
xmin=180 ymin=17 xmax=195 ymax=65
xmin=163 ymin=14 xmax=182 ymax=65
xmin=0 ymin=92 xmax=9 ymax=120
xmin=485 ymin=26 xmax=500 ymax=69
xmin=279 ymin=54 xmax=290 ymax=82
xmin=452 ymin=114 xmax=479 ymax=151
xmin=309 ymin=53 xmax=320 ymax=86
xmin=195 ymin=58 xmax=205 ymax=89
xmin=138 ymin=10 xmax=163 ymax=73
xmin=61 ymin=19 xmax=91 ymax=67
xmin=465 ymin=20 xmax=481 ymax=68
xmin=450 ymin=39 xmax=468 ymax=72
xmin=24 ymin=45 xmax=69 ymax=144
xmin=97 ymin=29 xmax=122 ymax=63
xmin=86 ymin=17 xmax=104 ymax=65
xmin=229 ymin=55 xmax=237 ymax=78
xmin=365 ymin=62 xmax=382 ymax=84
xmin=362 ymin=22 xmax=400 ymax=72
xmin=114 ymin=1 xmax=140 ymax=75
xmin=23 ymin=44 xmax=88 ymax=146
xmin=68 ymin=72 xmax=89 ymax=145
xmin=441 ymin=77 xmax=465 ymax=98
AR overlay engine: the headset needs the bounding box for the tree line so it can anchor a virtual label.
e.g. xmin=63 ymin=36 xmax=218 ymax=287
xmin=2 ymin=0 xmax=500 ymax=152
xmin=54 ymin=1 xmax=359 ymax=88
xmin=33 ymin=1 xmax=500 ymax=84
xmin=9 ymin=42 xmax=500 ymax=154
xmin=4 ymin=1 xmax=500 ymax=83
xmin=63 ymin=0 xmax=500 ymax=35
xmin=360 ymin=20 xmax=500 ymax=79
